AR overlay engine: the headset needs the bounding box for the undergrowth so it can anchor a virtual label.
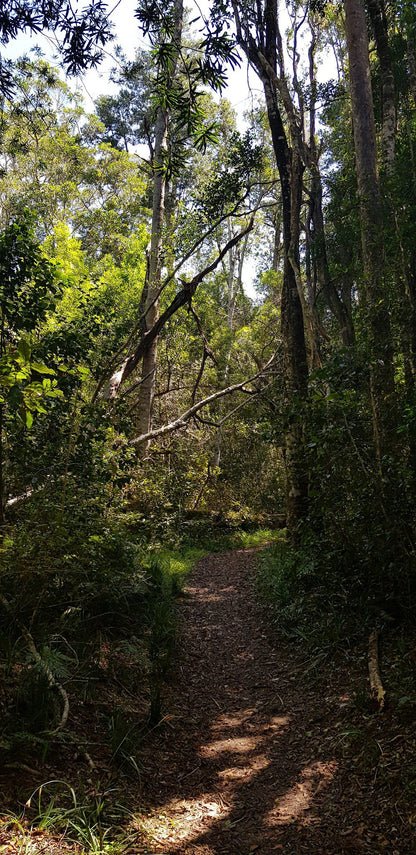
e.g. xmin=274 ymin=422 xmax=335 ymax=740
xmin=257 ymin=537 xmax=416 ymax=714
xmin=0 ymin=483 xmax=279 ymax=769
xmin=258 ymin=539 xmax=373 ymax=651
xmin=0 ymin=497 xmax=280 ymax=853
xmin=1 ymin=779 xmax=144 ymax=854
xmin=0 ymin=491 xmax=191 ymax=763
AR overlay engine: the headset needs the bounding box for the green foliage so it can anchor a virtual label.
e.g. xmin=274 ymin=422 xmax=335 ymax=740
xmin=144 ymin=554 xmax=183 ymax=724
xmin=10 ymin=780 xmax=134 ymax=854
xmin=197 ymin=129 xmax=264 ymax=218
xmin=257 ymin=349 xmax=416 ymax=648
xmin=0 ymin=211 xmax=67 ymax=430
xmin=0 ymin=209 xmax=61 ymax=330
xmin=0 ymin=2 xmax=113 ymax=96
xmin=2 ymin=9 xmax=416 ymax=824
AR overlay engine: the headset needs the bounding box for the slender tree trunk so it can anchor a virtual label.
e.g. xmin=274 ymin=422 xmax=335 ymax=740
xmin=307 ymin=17 xmax=354 ymax=346
xmin=136 ymin=0 xmax=183 ymax=456
xmin=263 ymin=77 xmax=309 ymax=532
xmin=407 ymin=36 xmax=416 ymax=107
xmin=367 ymin=0 xmax=396 ymax=173
xmin=272 ymin=207 xmax=282 ymax=274
xmin=211 ymin=222 xmax=250 ymax=471
xmin=309 ymin=165 xmax=355 ymax=346
xmin=231 ymin=0 xmax=309 ymax=534
xmin=368 ymin=1 xmax=416 ymax=480
xmin=136 ymin=105 xmax=168 ymax=454
xmin=344 ymin=0 xmax=397 ymax=465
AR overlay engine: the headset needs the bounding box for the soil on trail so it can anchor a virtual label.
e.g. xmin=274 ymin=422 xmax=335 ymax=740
xmin=1 ymin=548 xmax=413 ymax=854
xmin=138 ymin=549 xmax=412 ymax=855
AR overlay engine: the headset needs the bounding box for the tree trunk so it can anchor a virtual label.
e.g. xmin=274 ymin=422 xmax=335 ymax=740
xmin=231 ymin=0 xmax=309 ymax=535
xmin=307 ymin=17 xmax=354 ymax=347
xmin=309 ymin=165 xmax=355 ymax=346
xmin=344 ymin=0 xmax=397 ymax=465
xmin=367 ymin=0 xmax=396 ymax=173
xmin=211 ymin=222 xmax=250 ymax=471
xmin=407 ymin=36 xmax=416 ymax=108
xmin=263 ymin=76 xmax=309 ymax=533
xmin=136 ymin=0 xmax=183 ymax=456
xmin=136 ymin=105 xmax=168 ymax=455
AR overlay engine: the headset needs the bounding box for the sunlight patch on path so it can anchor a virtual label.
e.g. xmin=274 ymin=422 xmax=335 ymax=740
xmin=140 ymin=795 xmax=231 ymax=847
xmin=198 ymin=736 xmax=258 ymax=757
xmin=263 ymin=760 xmax=339 ymax=827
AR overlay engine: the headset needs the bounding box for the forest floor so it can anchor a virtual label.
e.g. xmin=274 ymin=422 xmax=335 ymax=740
xmin=1 ymin=547 xmax=416 ymax=854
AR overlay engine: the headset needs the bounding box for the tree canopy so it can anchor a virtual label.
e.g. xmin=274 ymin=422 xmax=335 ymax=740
xmin=1 ymin=1 xmax=416 ymax=850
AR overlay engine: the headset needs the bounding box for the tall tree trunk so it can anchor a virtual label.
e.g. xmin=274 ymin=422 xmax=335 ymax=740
xmin=136 ymin=0 xmax=183 ymax=456
xmin=407 ymin=36 xmax=416 ymax=107
xmin=307 ymin=16 xmax=354 ymax=346
xmin=344 ymin=0 xmax=397 ymax=465
xmin=232 ymin=0 xmax=309 ymax=534
xmin=367 ymin=0 xmax=396 ymax=173
xmin=368 ymin=0 xmax=416 ymax=480
xmin=136 ymin=105 xmax=168 ymax=454
xmin=309 ymin=165 xmax=355 ymax=346
xmin=263 ymin=81 xmax=309 ymax=533
xmin=211 ymin=221 xmax=249 ymax=471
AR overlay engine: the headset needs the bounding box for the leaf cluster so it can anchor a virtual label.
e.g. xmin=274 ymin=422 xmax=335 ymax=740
xmin=197 ymin=129 xmax=264 ymax=217
xmin=0 ymin=209 xmax=61 ymax=333
xmin=0 ymin=0 xmax=113 ymax=94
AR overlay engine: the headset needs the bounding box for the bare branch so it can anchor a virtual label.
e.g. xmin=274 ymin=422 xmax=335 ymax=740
xmin=98 ymin=218 xmax=255 ymax=401
xmin=92 ymin=200 xmax=255 ymax=399
xmin=189 ymin=304 xmax=217 ymax=404
xmin=130 ymin=354 xmax=276 ymax=447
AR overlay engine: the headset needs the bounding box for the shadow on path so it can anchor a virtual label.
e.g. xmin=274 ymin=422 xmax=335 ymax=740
xmin=137 ymin=550 xmax=397 ymax=855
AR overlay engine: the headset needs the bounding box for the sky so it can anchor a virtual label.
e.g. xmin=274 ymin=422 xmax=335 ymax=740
xmin=2 ymin=1 xmax=335 ymax=298
xmin=2 ymin=0 xmax=264 ymax=115
xmin=3 ymin=0 xmax=336 ymax=128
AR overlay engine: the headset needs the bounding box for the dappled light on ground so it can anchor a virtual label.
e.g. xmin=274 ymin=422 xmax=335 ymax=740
xmin=138 ymin=550 xmax=351 ymax=854
xmin=1 ymin=549 xmax=412 ymax=854
xmin=199 ymin=735 xmax=259 ymax=757
xmin=263 ymin=760 xmax=338 ymax=828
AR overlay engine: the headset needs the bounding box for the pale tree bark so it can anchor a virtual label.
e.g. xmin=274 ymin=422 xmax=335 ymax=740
xmin=137 ymin=108 xmax=167 ymax=452
xmin=100 ymin=220 xmax=254 ymax=401
xmin=344 ymin=0 xmax=397 ymax=465
xmin=136 ymin=0 xmax=183 ymax=457
xmin=211 ymin=220 xmax=251 ymax=471
xmin=307 ymin=19 xmax=355 ymax=347
xmin=367 ymin=0 xmax=396 ymax=173
xmin=131 ymin=358 xmax=275 ymax=447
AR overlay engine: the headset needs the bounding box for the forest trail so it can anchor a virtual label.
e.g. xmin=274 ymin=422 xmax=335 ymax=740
xmin=138 ymin=549 xmax=400 ymax=855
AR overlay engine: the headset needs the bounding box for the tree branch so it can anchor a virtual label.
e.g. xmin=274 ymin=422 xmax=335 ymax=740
xmin=98 ymin=217 xmax=255 ymax=401
xmin=91 ymin=199 xmax=255 ymax=402
xmin=130 ymin=354 xmax=276 ymax=446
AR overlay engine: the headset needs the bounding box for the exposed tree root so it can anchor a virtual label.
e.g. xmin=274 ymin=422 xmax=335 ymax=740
xmin=368 ymin=628 xmax=385 ymax=710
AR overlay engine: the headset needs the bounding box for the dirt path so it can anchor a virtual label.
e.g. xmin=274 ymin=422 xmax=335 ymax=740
xmin=0 ymin=548 xmax=412 ymax=854
xmin=138 ymin=549 xmax=411 ymax=855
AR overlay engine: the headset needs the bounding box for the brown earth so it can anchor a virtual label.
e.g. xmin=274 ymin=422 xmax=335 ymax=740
xmin=1 ymin=547 xmax=415 ymax=854
xmin=136 ymin=548 xmax=415 ymax=855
